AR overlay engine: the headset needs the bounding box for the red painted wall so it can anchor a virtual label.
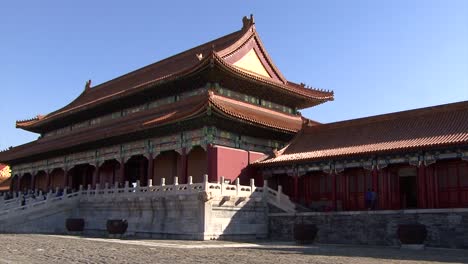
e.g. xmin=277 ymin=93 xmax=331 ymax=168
xmin=213 ymin=145 xmax=266 ymax=184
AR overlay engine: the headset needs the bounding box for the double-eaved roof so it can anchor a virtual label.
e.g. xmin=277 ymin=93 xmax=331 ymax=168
xmin=15 ymin=15 xmax=333 ymax=133
xmin=259 ymin=100 xmax=468 ymax=166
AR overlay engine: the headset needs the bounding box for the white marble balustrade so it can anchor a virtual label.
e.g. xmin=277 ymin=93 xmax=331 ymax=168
xmin=0 ymin=175 xmax=296 ymax=220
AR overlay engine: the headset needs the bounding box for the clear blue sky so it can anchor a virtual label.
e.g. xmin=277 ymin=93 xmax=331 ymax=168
xmin=1 ymin=1 xmax=467 ymax=150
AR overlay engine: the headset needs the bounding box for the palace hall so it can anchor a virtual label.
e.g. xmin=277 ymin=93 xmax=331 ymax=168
xmin=0 ymin=15 xmax=467 ymax=212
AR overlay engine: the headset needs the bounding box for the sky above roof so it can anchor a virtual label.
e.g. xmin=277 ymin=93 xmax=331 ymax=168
xmin=0 ymin=0 xmax=467 ymax=150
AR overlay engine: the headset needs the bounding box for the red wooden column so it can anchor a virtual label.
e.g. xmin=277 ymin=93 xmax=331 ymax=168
xmin=369 ymin=167 xmax=377 ymax=209
xmin=31 ymin=174 xmax=36 ymax=191
xmin=331 ymin=172 xmax=337 ymax=210
xmin=138 ymin=158 xmax=146 ymax=185
xmin=17 ymin=175 xmax=22 ymax=192
xmin=433 ymin=164 xmax=439 ymax=208
xmin=64 ymin=168 xmax=69 ymax=189
xmin=92 ymin=164 xmax=99 ymax=188
xmin=45 ymin=171 xmax=51 ymax=191
xmin=425 ymin=164 xmax=434 ymax=208
xmin=342 ymin=172 xmax=348 ymax=210
xmin=371 ymin=168 xmax=378 ymax=194
xmin=417 ymin=164 xmax=427 ymax=208
xmin=381 ymin=168 xmax=389 ymax=209
xmin=147 ymin=153 xmax=154 ymax=185
xmin=118 ymin=158 xmax=125 ymax=185
xmin=207 ymin=144 xmax=217 ymax=183
xmin=180 ymin=148 xmax=188 ymax=184
xmin=293 ymin=175 xmax=299 ymax=202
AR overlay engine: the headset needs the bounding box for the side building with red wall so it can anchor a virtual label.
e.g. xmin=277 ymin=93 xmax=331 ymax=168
xmin=256 ymin=101 xmax=468 ymax=211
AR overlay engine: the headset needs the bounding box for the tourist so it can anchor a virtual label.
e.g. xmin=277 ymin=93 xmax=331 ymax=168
xmin=365 ymin=188 xmax=372 ymax=210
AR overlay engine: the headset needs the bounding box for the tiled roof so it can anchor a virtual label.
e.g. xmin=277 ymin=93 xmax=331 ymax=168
xmin=209 ymin=92 xmax=303 ymax=132
xmin=17 ymin=17 xmax=333 ymax=131
xmin=1 ymin=91 xmax=302 ymax=163
xmin=259 ymin=101 xmax=468 ymax=165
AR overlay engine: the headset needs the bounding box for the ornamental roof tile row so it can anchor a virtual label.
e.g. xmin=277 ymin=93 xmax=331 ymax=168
xmin=259 ymin=100 xmax=468 ymax=166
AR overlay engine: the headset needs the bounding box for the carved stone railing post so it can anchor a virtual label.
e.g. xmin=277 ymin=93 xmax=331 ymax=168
xmin=148 ymin=179 xmax=153 ymax=187
xmin=174 ymin=176 xmax=179 ymax=186
xmin=220 ymin=176 xmax=225 ymax=195
xmin=263 ymin=180 xmax=268 ymax=198
xmin=113 ymin=182 xmax=118 ymax=197
xmin=203 ymin=174 xmax=209 ymax=190
xmin=235 ymin=178 xmax=240 ymax=196
xmin=161 ymin=178 xmax=166 ymax=186
xmin=188 ymin=176 xmax=193 ymax=185
xmin=250 ymin=178 xmax=255 ymax=193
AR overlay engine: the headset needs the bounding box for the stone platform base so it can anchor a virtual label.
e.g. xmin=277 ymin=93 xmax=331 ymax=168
xmin=269 ymin=208 xmax=468 ymax=249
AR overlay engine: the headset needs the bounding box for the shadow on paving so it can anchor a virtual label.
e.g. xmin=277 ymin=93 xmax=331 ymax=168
xmin=240 ymin=244 xmax=468 ymax=263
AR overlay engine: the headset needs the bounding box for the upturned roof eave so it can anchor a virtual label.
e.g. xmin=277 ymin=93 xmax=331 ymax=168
xmin=211 ymin=53 xmax=334 ymax=105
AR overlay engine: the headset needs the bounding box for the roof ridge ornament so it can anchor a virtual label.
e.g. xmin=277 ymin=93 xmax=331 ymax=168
xmin=242 ymin=14 xmax=255 ymax=31
xmin=84 ymin=79 xmax=92 ymax=91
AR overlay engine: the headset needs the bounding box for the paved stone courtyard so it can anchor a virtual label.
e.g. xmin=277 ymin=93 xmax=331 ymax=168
xmin=0 ymin=234 xmax=467 ymax=264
